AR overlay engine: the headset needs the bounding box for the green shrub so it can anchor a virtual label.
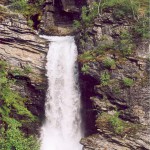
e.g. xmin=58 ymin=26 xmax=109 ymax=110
xmin=81 ymin=2 xmax=99 ymax=24
xmin=109 ymin=112 xmax=124 ymax=134
xmin=112 ymin=9 xmax=126 ymax=20
xmin=9 ymin=0 xmax=44 ymax=28
xmin=93 ymin=46 xmax=105 ymax=56
xmin=112 ymin=87 xmax=120 ymax=94
xmin=24 ymin=65 xmax=32 ymax=74
xmin=96 ymin=112 xmax=125 ymax=135
xmin=73 ymin=20 xmax=81 ymax=29
xmin=73 ymin=2 xmax=99 ymax=29
xmin=0 ymin=125 xmax=39 ymax=150
xmin=99 ymin=0 xmax=140 ymax=18
xmin=122 ymin=77 xmax=134 ymax=87
xmin=11 ymin=68 xmax=23 ymax=76
xmin=78 ymin=44 xmax=114 ymax=63
xmin=10 ymin=65 xmax=32 ymax=76
xmin=120 ymin=41 xmax=133 ymax=56
xmin=0 ymin=60 xmax=7 ymax=70
xmin=27 ymin=19 xmax=34 ymax=27
xmin=96 ymin=112 xmax=140 ymax=136
xmin=100 ymin=71 xmax=110 ymax=86
xmin=9 ymin=0 xmax=28 ymax=13
xmin=132 ymin=17 xmax=149 ymax=39
xmin=119 ymin=31 xmax=134 ymax=56
xmin=100 ymin=0 xmax=149 ymax=40
xmin=78 ymin=51 xmax=94 ymax=63
xmin=0 ymin=60 xmax=38 ymax=149
xmin=9 ymin=0 xmax=44 ymax=15
xmin=0 ymin=5 xmax=7 ymax=12
xmin=103 ymin=57 xmax=115 ymax=68
xmin=81 ymin=64 xmax=90 ymax=74
xmin=81 ymin=6 xmax=91 ymax=25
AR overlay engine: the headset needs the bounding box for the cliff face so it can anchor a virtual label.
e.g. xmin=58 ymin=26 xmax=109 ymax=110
xmin=76 ymin=8 xmax=150 ymax=150
xmin=0 ymin=1 xmax=149 ymax=149
xmin=0 ymin=0 xmax=8 ymax=5
xmin=0 ymin=9 xmax=48 ymax=84
xmin=0 ymin=6 xmax=48 ymax=132
xmin=39 ymin=0 xmax=86 ymax=35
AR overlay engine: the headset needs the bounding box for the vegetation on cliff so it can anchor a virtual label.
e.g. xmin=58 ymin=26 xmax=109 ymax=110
xmin=0 ymin=60 xmax=39 ymax=150
xmin=96 ymin=112 xmax=140 ymax=136
xmin=8 ymin=0 xmax=44 ymax=27
xmin=77 ymin=0 xmax=149 ymax=65
xmin=74 ymin=0 xmax=149 ymax=39
xmin=77 ymin=0 xmax=149 ymax=144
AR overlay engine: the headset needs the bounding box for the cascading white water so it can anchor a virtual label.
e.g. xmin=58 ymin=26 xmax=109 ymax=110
xmin=40 ymin=36 xmax=82 ymax=150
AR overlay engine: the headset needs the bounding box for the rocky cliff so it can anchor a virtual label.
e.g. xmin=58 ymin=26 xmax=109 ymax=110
xmin=0 ymin=0 xmax=149 ymax=149
xmin=0 ymin=5 xmax=48 ymax=133
xmin=39 ymin=0 xmax=86 ymax=35
xmin=76 ymin=4 xmax=150 ymax=150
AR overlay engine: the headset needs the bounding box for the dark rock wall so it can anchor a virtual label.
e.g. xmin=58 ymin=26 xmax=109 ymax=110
xmin=76 ymin=10 xmax=150 ymax=150
xmin=40 ymin=0 xmax=86 ymax=35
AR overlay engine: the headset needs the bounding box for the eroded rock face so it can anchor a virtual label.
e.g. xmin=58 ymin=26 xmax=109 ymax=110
xmin=0 ymin=10 xmax=48 ymax=84
xmin=0 ymin=7 xmax=48 ymax=133
xmin=81 ymin=130 xmax=150 ymax=150
xmin=77 ymin=11 xmax=150 ymax=150
xmin=0 ymin=0 xmax=8 ymax=5
xmin=40 ymin=0 xmax=86 ymax=35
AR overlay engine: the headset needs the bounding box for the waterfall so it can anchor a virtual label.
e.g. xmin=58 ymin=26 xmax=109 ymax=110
xmin=40 ymin=36 xmax=82 ymax=150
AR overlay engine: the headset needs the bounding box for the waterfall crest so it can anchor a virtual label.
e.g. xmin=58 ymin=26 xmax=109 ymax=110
xmin=40 ymin=36 xmax=82 ymax=150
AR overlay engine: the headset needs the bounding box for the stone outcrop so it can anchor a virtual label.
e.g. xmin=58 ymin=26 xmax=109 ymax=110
xmin=0 ymin=6 xmax=48 ymax=84
xmin=0 ymin=5 xmax=48 ymax=133
xmin=76 ymin=10 xmax=150 ymax=150
xmin=81 ymin=130 xmax=150 ymax=150
xmin=0 ymin=0 xmax=8 ymax=5
xmin=39 ymin=0 xmax=86 ymax=35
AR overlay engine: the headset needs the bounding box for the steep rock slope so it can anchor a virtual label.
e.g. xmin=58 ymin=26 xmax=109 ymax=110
xmin=40 ymin=0 xmax=86 ymax=35
xmin=76 ymin=5 xmax=150 ymax=150
xmin=0 ymin=5 xmax=48 ymax=132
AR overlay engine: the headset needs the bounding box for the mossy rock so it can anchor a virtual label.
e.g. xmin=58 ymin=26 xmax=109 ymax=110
xmin=96 ymin=112 xmax=141 ymax=137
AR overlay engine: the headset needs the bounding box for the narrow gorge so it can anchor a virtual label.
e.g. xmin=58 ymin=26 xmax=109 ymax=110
xmin=0 ymin=0 xmax=149 ymax=150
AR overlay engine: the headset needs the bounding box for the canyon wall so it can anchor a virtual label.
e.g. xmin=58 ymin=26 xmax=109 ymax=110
xmin=76 ymin=7 xmax=150 ymax=150
xmin=39 ymin=0 xmax=86 ymax=35
xmin=0 ymin=5 xmax=48 ymax=133
xmin=0 ymin=1 xmax=149 ymax=149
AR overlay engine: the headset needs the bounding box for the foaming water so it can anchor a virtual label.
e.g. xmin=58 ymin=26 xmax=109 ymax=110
xmin=40 ymin=36 xmax=82 ymax=150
